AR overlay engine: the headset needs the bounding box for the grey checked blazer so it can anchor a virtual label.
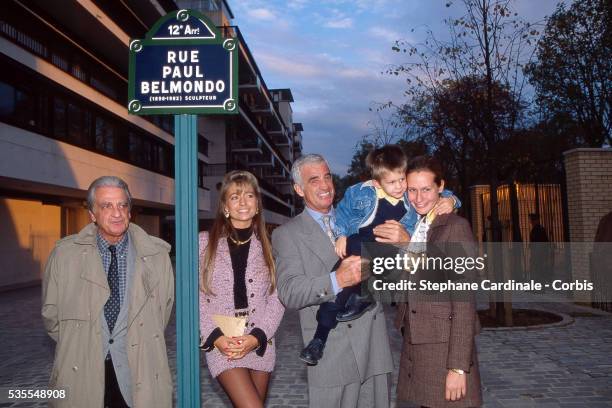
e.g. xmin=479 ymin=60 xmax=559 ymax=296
xmin=272 ymin=210 xmax=394 ymax=390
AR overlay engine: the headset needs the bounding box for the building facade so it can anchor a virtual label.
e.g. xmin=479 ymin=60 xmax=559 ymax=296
xmin=0 ymin=0 xmax=302 ymax=289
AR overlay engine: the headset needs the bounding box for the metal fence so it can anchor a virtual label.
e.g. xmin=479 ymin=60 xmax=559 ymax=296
xmin=480 ymin=183 xmax=565 ymax=243
xmin=477 ymin=183 xmax=567 ymax=280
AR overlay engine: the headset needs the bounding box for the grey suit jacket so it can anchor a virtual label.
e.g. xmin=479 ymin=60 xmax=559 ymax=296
xmin=272 ymin=210 xmax=394 ymax=389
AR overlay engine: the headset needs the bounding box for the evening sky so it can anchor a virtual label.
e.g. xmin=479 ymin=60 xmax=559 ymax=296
xmin=232 ymin=0 xmax=562 ymax=174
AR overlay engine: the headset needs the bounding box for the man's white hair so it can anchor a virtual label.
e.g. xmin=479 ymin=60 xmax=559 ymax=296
xmin=291 ymin=154 xmax=330 ymax=187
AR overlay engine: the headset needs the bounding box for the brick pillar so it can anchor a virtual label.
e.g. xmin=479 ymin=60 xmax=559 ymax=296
xmin=563 ymin=148 xmax=612 ymax=299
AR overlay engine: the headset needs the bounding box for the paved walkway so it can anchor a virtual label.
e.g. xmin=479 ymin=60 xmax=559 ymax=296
xmin=1 ymin=286 xmax=611 ymax=407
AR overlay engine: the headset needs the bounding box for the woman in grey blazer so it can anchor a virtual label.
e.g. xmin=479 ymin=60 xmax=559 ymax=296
xmin=395 ymin=156 xmax=482 ymax=407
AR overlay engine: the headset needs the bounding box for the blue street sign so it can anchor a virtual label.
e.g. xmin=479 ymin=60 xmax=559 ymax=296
xmin=128 ymin=9 xmax=238 ymax=115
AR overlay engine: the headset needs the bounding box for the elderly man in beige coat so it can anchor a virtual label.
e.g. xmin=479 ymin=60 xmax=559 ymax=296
xmin=42 ymin=176 xmax=174 ymax=408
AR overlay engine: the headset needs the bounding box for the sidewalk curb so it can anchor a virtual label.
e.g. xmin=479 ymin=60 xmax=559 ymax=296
xmin=481 ymin=307 xmax=575 ymax=331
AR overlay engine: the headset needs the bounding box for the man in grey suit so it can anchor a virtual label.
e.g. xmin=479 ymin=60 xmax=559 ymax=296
xmin=272 ymin=154 xmax=401 ymax=407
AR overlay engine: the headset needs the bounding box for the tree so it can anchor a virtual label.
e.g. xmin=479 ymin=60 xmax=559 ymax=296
xmin=387 ymin=0 xmax=538 ymax=230
xmin=347 ymin=140 xmax=375 ymax=180
xmin=398 ymin=75 xmax=525 ymax=199
xmin=526 ymin=0 xmax=611 ymax=147
xmin=363 ymin=110 xmax=402 ymax=146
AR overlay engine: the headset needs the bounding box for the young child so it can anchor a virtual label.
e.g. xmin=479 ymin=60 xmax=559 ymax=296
xmin=299 ymin=145 xmax=460 ymax=365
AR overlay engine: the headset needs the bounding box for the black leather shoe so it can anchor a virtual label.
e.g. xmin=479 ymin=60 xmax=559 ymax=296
xmin=336 ymin=294 xmax=376 ymax=322
xmin=299 ymin=338 xmax=325 ymax=365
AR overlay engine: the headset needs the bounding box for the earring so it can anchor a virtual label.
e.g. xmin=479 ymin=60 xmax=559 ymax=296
xmin=224 ymin=210 xmax=230 ymax=218
xmin=255 ymin=209 xmax=259 ymax=215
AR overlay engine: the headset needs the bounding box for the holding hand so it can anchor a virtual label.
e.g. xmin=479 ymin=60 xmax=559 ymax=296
xmin=227 ymin=335 xmax=259 ymax=360
xmin=335 ymin=255 xmax=364 ymax=288
xmin=432 ymin=196 xmax=456 ymax=215
xmin=213 ymin=336 xmax=237 ymax=357
xmin=373 ymin=220 xmax=410 ymax=243
xmin=335 ymin=236 xmax=347 ymax=258
xmin=445 ymin=370 xmax=467 ymax=401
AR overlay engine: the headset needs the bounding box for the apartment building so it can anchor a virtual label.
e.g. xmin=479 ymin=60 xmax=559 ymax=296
xmin=0 ymin=0 xmax=303 ymax=289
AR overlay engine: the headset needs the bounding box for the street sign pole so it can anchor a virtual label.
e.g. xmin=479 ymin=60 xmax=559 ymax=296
xmin=128 ymin=10 xmax=238 ymax=407
xmin=174 ymin=114 xmax=199 ymax=408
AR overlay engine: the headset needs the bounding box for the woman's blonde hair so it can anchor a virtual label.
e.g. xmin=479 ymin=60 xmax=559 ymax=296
xmin=199 ymin=170 xmax=276 ymax=294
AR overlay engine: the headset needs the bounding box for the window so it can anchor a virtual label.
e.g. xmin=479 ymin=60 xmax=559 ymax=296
xmin=198 ymin=160 xmax=206 ymax=188
xmin=95 ymin=116 xmax=116 ymax=155
xmin=150 ymin=115 xmax=174 ymax=133
xmin=51 ymin=52 xmax=68 ymax=71
xmin=90 ymin=76 xmax=117 ymax=100
xmin=198 ymin=134 xmax=209 ymax=156
xmin=82 ymin=110 xmax=92 ymax=147
xmin=129 ymin=132 xmax=142 ymax=165
xmin=0 ymin=55 xmax=173 ymax=177
xmin=0 ymin=80 xmax=41 ymax=131
xmin=129 ymin=129 xmax=174 ymax=175
xmin=142 ymin=138 xmax=152 ymax=168
xmin=53 ymin=97 xmax=66 ymax=139
xmin=71 ymin=61 xmax=87 ymax=82
xmin=67 ymin=102 xmax=92 ymax=147
xmin=155 ymin=144 xmax=168 ymax=173
xmin=0 ymin=81 xmax=15 ymax=118
xmin=67 ymin=103 xmax=81 ymax=143
xmin=14 ymin=88 xmax=36 ymax=128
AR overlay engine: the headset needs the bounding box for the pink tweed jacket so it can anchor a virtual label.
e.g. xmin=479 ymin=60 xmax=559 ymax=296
xmin=199 ymin=231 xmax=284 ymax=378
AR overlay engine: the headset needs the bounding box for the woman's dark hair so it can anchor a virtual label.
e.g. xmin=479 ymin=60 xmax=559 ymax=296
xmin=406 ymin=155 xmax=444 ymax=186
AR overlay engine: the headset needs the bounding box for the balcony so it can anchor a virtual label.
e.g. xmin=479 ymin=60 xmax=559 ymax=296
xmin=231 ymin=137 xmax=263 ymax=153
xmin=239 ymin=76 xmax=262 ymax=94
xmin=269 ymin=129 xmax=291 ymax=147
xmin=239 ymin=101 xmax=291 ymax=169
xmin=243 ymin=150 xmax=274 ymax=167
xmin=220 ymin=25 xmax=291 ymax=142
xmin=250 ymin=101 xmax=274 ymax=116
xmin=264 ymin=165 xmax=286 ymax=178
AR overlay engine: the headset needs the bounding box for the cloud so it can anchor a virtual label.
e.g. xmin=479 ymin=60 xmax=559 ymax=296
xmin=287 ymin=0 xmax=308 ymax=10
xmin=368 ymin=26 xmax=402 ymax=42
xmin=324 ymin=17 xmax=354 ymax=29
xmin=247 ymin=8 xmax=276 ymax=21
xmin=316 ymin=52 xmax=341 ymax=62
xmin=256 ymin=52 xmax=323 ymax=78
xmin=337 ymin=68 xmax=370 ymax=78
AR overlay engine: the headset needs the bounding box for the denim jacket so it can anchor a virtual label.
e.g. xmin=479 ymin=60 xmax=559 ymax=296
xmin=335 ymin=180 xmax=461 ymax=237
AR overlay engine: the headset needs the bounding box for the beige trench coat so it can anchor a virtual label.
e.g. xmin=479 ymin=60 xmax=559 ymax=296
xmin=42 ymin=223 xmax=174 ymax=408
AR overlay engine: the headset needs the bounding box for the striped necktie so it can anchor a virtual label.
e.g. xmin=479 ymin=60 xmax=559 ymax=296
xmin=321 ymin=215 xmax=336 ymax=245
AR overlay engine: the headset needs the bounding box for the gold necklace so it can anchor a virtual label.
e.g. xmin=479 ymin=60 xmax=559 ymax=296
xmin=228 ymin=234 xmax=253 ymax=246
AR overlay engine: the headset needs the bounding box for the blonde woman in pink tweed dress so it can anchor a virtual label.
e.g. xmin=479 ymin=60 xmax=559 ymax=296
xmin=199 ymin=171 xmax=285 ymax=407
